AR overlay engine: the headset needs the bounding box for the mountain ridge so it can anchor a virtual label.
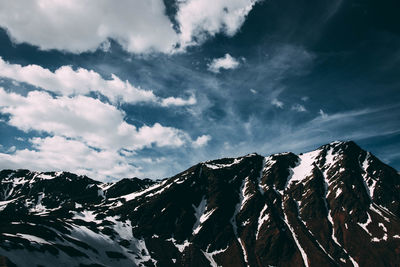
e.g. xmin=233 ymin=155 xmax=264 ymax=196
xmin=0 ymin=140 xmax=399 ymax=266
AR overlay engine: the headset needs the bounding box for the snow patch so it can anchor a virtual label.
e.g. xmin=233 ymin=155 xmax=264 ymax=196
xmin=240 ymin=177 xmax=252 ymax=211
xmin=30 ymin=192 xmax=46 ymax=214
xmin=370 ymin=204 xmax=390 ymax=222
xmin=238 ymin=238 xmax=249 ymax=267
xmin=205 ymin=158 xmax=243 ymax=169
xmin=357 ymin=212 xmax=372 ymax=236
xmin=202 ymin=246 xmax=227 ymax=267
xmin=360 ymin=152 xmax=378 ymax=199
xmin=2 ymin=233 xmax=51 ymax=244
xmin=167 ymin=237 xmax=191 ymax=253
xmin=192 ymin=196 xmax=207 ymax=235
xmin=0 ymin=198 xmax=19 ymax=211
xmin=327 ymin=211 xmax=359 ymax=267
xmin=73 ymin=210 xmax=100 ymax=223
xmin=116 ymin=179 xmax=167 ymax=201
xmin=282 ymin=205 xmax=309 ymax=267
xmin=327 ymin=211 xmax=341 ymax=246
xmin=290 ymin=150 xmax=321 ymax=184
xmin=256 ymin=204 xmax=269 ymax=239
xmin=105 ymin=216 xmax=133 ymax=240
xmin=37 ymin=173 xmax=55 ymax=180
xmin=259 ymin=156 xmax=275 ymax=194
xmin=335 ymin=188 xmax=342 ymax=198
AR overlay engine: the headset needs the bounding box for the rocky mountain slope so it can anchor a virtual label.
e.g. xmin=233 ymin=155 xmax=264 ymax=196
xmin=0 ymin=141 xmax=399 ymax=267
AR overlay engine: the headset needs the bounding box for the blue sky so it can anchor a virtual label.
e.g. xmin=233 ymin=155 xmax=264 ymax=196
xmin=0 ymin=0 xmax=399 ymax=181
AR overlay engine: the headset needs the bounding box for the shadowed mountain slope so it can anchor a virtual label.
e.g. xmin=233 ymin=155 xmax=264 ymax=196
xmin=0 ymin=141 xmax=399 ymax=266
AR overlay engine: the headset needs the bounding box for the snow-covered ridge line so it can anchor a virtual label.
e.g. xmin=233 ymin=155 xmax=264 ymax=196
xmin=112 ymin=179 xmax=167 ymax=202
xmin=205 ymin=158 xmax=243 ymax=169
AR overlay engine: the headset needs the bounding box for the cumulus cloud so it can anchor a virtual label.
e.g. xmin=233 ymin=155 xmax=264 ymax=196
xmin=0 ymin=57 xmax=196 ymax=106
xmin=192 ymin=135 xmax=212 ymax=147
xmin=0 ymin=0 xmax=259 ymax=54
xmin=291 ymin=103 xmax=307 ymax=112
xmin=208 ymin=54 xmax=240 ymax=73
xmin=0 ymin=0 xmax=178 ymax=53
xmin=271 ymin=98 xmax=284 ymax=108
xmin=0 ymin=88 xmax=193 ymax=151
xmin=0 ymin=136 xmax=142 ymax=181
xmin=0 ymin=88 xmax=210 ymax=179
xmin=177 ymin=0 xmax=259 ymax=47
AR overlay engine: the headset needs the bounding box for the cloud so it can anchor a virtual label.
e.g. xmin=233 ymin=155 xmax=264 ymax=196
xmin=0 ymin=0 xmax=259 ymax=54
xmin=216 ymin=104 xmax=400 ymax=166
xmin=271 ymin=98 xmax=284 ymax=108
xmin=208 ymin=54 xmax=240 ymax=73
xmin=0 ymin=136 xmax=142 ymax=181
xmin=319 ymin=109 xmax=328 ymax=119
xmin=141 ymin=157 xmax=166 ymax=164
xmin=0 ymin=57 xmax=195 ymax=106
xmin=0 ymin=88 xmax=200 ymax=151
xmin=160 ymin=93 xmax=197 ymax=107
xmin=291 ymin=103 xmax=307 ymax=112
xmin=0 ymin=87 xmax=212 ymax=180
xmin=192 ymin=135 xmax=212 ymax=147
xmin=0 ymin=0 xmax=178 ymax=54
xmin=177 ymin=0 xmax=259 ymax=47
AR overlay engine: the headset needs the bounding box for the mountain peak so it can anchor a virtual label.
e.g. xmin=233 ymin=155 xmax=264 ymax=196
xmin=0 ymin=141 xmax=399 ymax=266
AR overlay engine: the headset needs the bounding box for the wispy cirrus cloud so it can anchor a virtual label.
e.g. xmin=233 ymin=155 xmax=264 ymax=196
xmin=271 ymin=98 xmax=284 ymax=108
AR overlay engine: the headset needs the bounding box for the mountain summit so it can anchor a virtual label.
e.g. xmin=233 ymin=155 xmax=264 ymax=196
xmin=0 ymin=141 xmax=399 ymax=266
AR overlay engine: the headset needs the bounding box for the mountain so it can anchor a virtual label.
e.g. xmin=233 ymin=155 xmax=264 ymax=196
xmin=0 ymin=141 xmax=399 ymax=267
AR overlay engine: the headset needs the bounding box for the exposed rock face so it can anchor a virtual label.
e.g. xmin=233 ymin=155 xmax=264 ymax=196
xmin=0 ymin=141 xmax=399 ymax=266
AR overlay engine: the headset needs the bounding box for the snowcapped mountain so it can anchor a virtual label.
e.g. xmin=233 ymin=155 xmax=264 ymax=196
xmin=0 ymin=141 xmax=399 ymax=267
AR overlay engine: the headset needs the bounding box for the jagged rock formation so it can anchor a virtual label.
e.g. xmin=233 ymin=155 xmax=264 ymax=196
xmin=0 ymin=141 xmax=399 ymax=266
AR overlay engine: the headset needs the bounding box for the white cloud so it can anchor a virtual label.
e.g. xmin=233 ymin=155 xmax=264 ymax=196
xmin=208 ymin=54 xmax=240 ymax=73
xmin=0 ymin=136 xmax=142 ymax=181
xmin=271 ymin=98 xmax=284 ymax=108
xmin=192 ymin=135 xmax=212 ymax=147
xmin=0 ymin=57 xmax=196 ymax=106
xmin=301 ymin=96 xmax=309 ymax=102
xmin=0 ymin=88 xmax=194 ymax=151
xmin=0 ymin=0 xmax=259 ymax=54
xmin=0 ymin=88 xmax=211 ymax=180
xmin=291 ymin=103 xmax=307 ymax=112
xmin=161 ymin=93 xmax=197 ymax=107
xmin=177 ymin=0 xmax=258 ymax=47
xmin=0 ymin=0 xmax=178 ymax=54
